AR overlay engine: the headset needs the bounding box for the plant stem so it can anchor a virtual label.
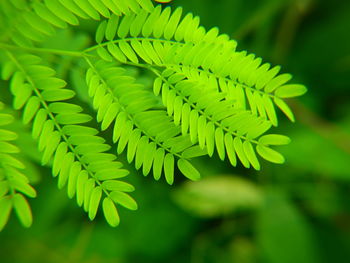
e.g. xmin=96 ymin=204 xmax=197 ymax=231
xmin=0 ymin=43 xmax=88 ymax=58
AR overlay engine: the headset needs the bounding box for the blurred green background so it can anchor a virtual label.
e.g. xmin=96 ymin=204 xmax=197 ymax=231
xmin=1 ymin=0 xmax=350 ymax=262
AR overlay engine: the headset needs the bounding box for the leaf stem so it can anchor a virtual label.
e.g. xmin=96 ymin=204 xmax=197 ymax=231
xmin=0 ymin=43 xmax=89 ymax=58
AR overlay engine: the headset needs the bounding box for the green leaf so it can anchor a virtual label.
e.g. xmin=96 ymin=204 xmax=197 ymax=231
xmin=264 ymin=73 xmax=292 ymax=93
xmin=33 ymin=2 xmax=67 ymax=29
xmin=105 ymin=14 xmax=119 ymax=40
xmin=259 ymin=134 xmax=291 ymax=145
xmin=0 ymin=142 xmax=19 ymax=153
xmin=275 ymin=84 xmax=307 ymax=98
xmin=41 ymin=89 xmax=75 ymax=101
xmin=13 ymin=194 xmax=33 ymax=228
xmin=48 ymin=102 xmax=83 ymax=114
xmin=41 ymin=131 xmax=61 ymax=165
xmin=130 ymin=10 xmax=148 ymax=37
xmin=67 ymin=162 xmax=81 ymax=199
xmin=102 ymin=197 xmax=120 ymax=227
xmin=97 ymin=47 xmax=113 ymax=61
xmin=88 ymin=0 xmax=110 ymax=18
xmin=243 ymin=141 xmax=260 ymax=170
xmin=142 ymin=142 xmax=156 ymax=176
xmin=13 ymin=84 xmax=32 ymax=110
xmin=0 ymin=197 xmax=12 ymax=231
xmin=74 ymin=0 xmax=100 ymax=20
xmin=256 ymin=145 xmax=285 ymax=164
xmin=164 ymin=7 xmax=182 ymax=40
xmin=62 ymin=125 xmax=98 ymax=136
xmin=127 ymin=130 xmax=141 ymax=163
xmin=83 ymin=178 xmax=95 ymax=212
xmin=181 ymin=145 xmax=207 ymax=159
xmin=56 ymin=113 xmax=92 ymax=124
xmin=88 ymin=186 xmax=102 ymax=220
xmin=96 ymin=20 xmax=107 ymax=43
xmin=52 ymin=142 xmax=68 ymax=176
xmin=76 ymin=171 xmax=88 ymax=207
xmin=11 ymin=179 xmax=37 ymax=198
xmin=102 ymin=180 xmax=135 ymax=192
xmin=136 ymin=0 xmax=154 ymax=13
xmin=109 ymin=191 xmax=137 ymax=210
xmin=101 ymin=103 xmax=119 ymax=130
xmin=57 ymin=152 xmax=74 ymax=189
xmin=130 ymin=40 xmax=152 ymax=63
xmin=95 ymin=168 xmax=129 ymax=180
xmin=205 ymin=122 xmax=215 ymax=156
xmin=262 ymin=94 xmax=277 ymax=126
xmin=23 ymin=96 xmax=41 ymax=124
xmin=164 ymin=153 xmax=174 ymax=185
xmin=44 ymin=0 xmax=79 ymax=25
xmin=118 ymin=41 xmax=139 ymax=63
xmin=32 ymin=109 xmax=47 ymax=139
xmin=0 ymin=113 xmax=14 ymax=126
xmin=256 ymin=65 xmax=280 ymax=90
xmin=274 ymin=97 xmax=295 ymax=122
xmin=142 ymin=5 xmax=161 ymax=37
xmin=153 ymin=148 xmax=165 ymax=180
xmin=118 ymin=14 xmax=135 ymax=38
xmin=0 ymin=129 xmax=17 ymax=141
xmin=108 ymin=43 xmax=127 ymax=63
xmin=153 ymin=78 xmax=163 ymax=96
xmin=58 ymin=0 xmax=90 ymax=19
xmin=153 ymin=7 xmax=171 ymax=38
xmin=224 ymin=134 xmax=237 ymax=166
xmin=214 ymin=128 xmax=225 ymax=160
xmin=233 ymin=137 xmax=250 ymax=168
xmin=177 ymin=159 xmax=200 ymax=181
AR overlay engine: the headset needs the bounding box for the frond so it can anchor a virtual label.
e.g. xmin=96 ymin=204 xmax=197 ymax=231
xmin=0 ymin=101 xmax=36 ymax=231
xmin=93 ymin=5 xmax=306 ymax=124
xmin=85 ymin=59 xmax=204 ymax=184
xmin=0 ymin=0 xmax=154 ymax=47
xmin=155 ymin=69 xmax=291 ymax=170
xmin=1 ymin=52 xmax=136 ymax=227
xmin=77 ymin=5 xmax=303 ymax=169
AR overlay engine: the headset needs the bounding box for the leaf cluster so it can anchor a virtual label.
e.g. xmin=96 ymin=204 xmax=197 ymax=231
xmin=0 ymin=0 xmax=306 ymax=229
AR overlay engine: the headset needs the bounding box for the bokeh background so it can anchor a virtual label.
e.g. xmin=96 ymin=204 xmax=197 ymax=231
xmin=1 ymin=0 xmax=350 ymax=262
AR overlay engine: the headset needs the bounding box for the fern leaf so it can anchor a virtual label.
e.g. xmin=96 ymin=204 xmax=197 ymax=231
xmin=1 ymin=0 xmax=154 ymax=49
xmin=151 ymin=69 xmax=290 ymax=169
xmin=3 ymin=52 xmax=136 ymax=226
xmin=0 ymin=101 xmax=36 ymax=231
xmin=93 ymin=5 xmax=306 ymax=125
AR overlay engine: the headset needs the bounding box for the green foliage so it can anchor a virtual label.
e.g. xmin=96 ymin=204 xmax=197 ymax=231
xmin=0 ymin=0 xmax=306 ymax=230
xmin=0 ymin=102 xmax=36 ymax=230
xmin=0 ymin=0 xmax=349 ymax=262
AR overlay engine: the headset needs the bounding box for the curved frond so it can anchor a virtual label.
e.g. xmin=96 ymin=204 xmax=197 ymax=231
xmin=154 ymin=69 xmax=291 ymax=170
xmin=93 ymin=5 xmax=306 ymax=124
xmin=2 ymin=52 xmax=136 ymax=226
